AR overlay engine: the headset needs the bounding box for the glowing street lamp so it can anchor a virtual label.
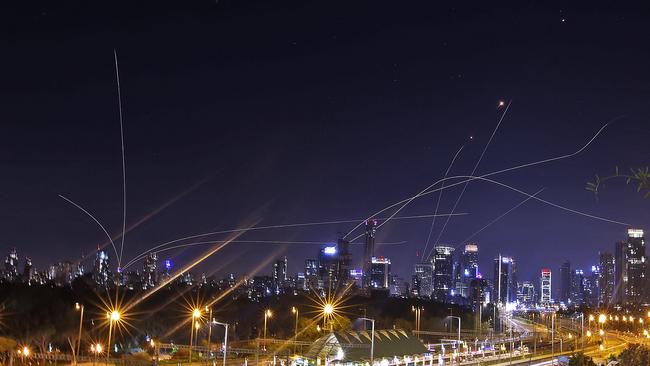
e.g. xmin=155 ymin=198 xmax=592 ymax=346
xmin=75 ymin=302 xmax=85 ymax=362
xmin=23 ymin=347 xmax=30 ymax=357
xmin=291 ymin=307 xmax=299 ymax=353
xmin=106 ymin=309 xmax=121 ymax=363
xmin=586 ymin=330 xmax=592 ymax=337
xmin=599 ymin=329 xmax=604 ymax=336
xmin=263 ymin=309 xmax=272 ymax=350
xmin=598 ymin=314 xmax=607 ymax=325
xmin=189 ymin=308 xmax=202 ymax=362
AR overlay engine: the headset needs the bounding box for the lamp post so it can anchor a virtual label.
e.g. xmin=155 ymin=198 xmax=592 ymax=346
xmin=75 ymin=303 xmax=85 ymax=364
xmin=206 ymin=307 xmax=213 ymax=360
xmin=106 ymin=310 xmax=120 ymax=366
xmin=577 ymin=313 xmax=584 ymax=352
xmin=190 ymin=308 xmax=201 ymax=362
xmin=449 ymin=316 xmax=461 ymax=345
xmin=263 ymin=309 xmax=272 ymax=351
xmin=291 ymin=307 xmax=299 ymax=354
xmin=323 ymin=304 xmax=334 ymax=331
xmin=212 ymin=320 xmax=229 ymax=366
xmin=359 ymin=317 xmax=375 ymax=365
xmin=412 ymin=306 xmax=423 ymax=335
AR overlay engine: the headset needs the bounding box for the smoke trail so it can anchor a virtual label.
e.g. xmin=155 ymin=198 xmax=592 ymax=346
xmin=59 ymin=194 xmax=120 ymax=260
xmin=459 ymin=187 xmax=545 ymax=245
xmin=421 ymin=144 xmax=464 ymax=262
xmin=343 ymin=118 xmax=620 ymax=240
xmin=114 ymin=49 xmax=127 ymax=268
xmin=431 ymin=100 xmax=512 ymax=252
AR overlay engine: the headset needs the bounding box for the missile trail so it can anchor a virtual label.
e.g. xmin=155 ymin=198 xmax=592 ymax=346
xmin=122 ymin=212 xmax=467 ymax=269
xmin=431 ymin=100 xmax=512 ymax=255
xmin=343 ymin=118 xmax=622 ymax=241
xmin=421 ymin=144 xmax=464 ymax=262
xmin=457 ymin=187 xmax=545 ymax=249
xmin=114 ymin=49 xmax=127 ymax=268
xmin=59 ymin=194 xmax=120 ymax=260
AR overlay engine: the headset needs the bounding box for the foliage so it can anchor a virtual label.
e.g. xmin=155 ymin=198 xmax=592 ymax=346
xmin=615 ymin=343 xmax=650 ymax=365
xmin=568 ymin=352 xmax=596 ymax=366
xmin=586 ymin=166 xmax=650 ymax=199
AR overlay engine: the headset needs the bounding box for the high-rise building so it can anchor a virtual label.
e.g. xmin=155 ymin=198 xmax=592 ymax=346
xmin=570 ymin=269 xmax=585 ymax=305
xmin=337 ymin=238 xmax=352 ymax=287
xmin=142 ymin=252 xmax=158 ymax=289
xmin=492 ymin=255 xmax=516 ymax=304
xmin=614 ymin=240 xmax=626 ymax=303
xmin=599 ymin=252 xmax=615 ymax=306
xmin=389 ymin=275 xmax=407 ymax=297
xmin=558 ymin=261 xmax=572 ymax=304
xmin=432 ymin=245 xmax=455 ymax=301
xmin=370 ymin=256 xmax=391 ymax=289
xmin=625 ymin=229 xmax=646 ymax=303
xmin=413 ymin=262 xmax=433 ymax=298
xmin=4 ymin=248 xmax=19 ymax=282
xmin=461 ymin=244 xmax=479 ymax=279
xmin=23 ymin=257 xmax=33 ymax=284
xmin=305 ymin=259 xmax=319 ymax=290
xmin=469 ymin=277 xmax=490 ymax=331
xmin=93 ymin=249 xmax=111 ymax=288
xmin=272 ymin=256 xmax=288 ymax=294
xmin=518 ymin=281 xmax=536 ymax=306
xmin=362 ymin=220 xmax=378 ymax=288
xmin=540 ymin=268 xmax=552 ymax=306
xmin=455 ymin=244 xmax=479 ymax=299
xmin=318 ymin=246 xmax=339 ymax=291
xmin=584 ymin=266 xmax=600 ymax=307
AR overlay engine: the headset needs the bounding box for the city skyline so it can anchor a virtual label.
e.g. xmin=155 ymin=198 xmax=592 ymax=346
xmin=2 ymin=1 xmax=650 ymax=286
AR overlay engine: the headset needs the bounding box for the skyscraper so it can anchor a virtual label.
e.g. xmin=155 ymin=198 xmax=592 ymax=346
xmin=570 ymin=269 xmax=585 ymax=305
xmin=455 ymin=244 xmax=479 ymax=298
xmin=432 ymin=245 xmax=455 ymax=301
xmin=518 ymin=281 xmax=536 ymax=306
xmin=93 ymin=249 xmax=111 ymax=288
xmin=625 ymin=229 xmax=646 ymax=303
xmin=370 ymin=256 xmax=391 ymax=289
xmin=599 ymin=252 xmax=615 ymax=306
xmin=584 ymin=266 xmax=600 ymax=307
xmin=540 ymin=268 xmax=552 ymax=306
xmin=318 ymin=246 xmax=339 ymax=291
xmin=4 ymin=248 xmax=19 ymax=282
xmin=558 ymin=260 xmax=572 ymax=304
xmin=23 ymin=256 xmax=33 ymax=284
xmin=460 ymin=244 xmax=479 ymax=279
xmin=362 ymin=219 xmax=378 ymax=288
xmin=413 ymin=262 xmax=433 ymax=298
xmin=272 ymin=256 xmax=288 ymax=294
xmin=305 ymin=259 xmax=319 ymax=290
xmin=337 ymin=238 xmax=352 ymax=287
xmin=142 ymin=252 xmax=158 ymax=289
xmin=492 ymin=255 xmax=516 ymax=304
xmin=614 ymin=240 xmax=626 ymax=303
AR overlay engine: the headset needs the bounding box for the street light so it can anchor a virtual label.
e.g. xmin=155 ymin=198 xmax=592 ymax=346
xmin=599 ymin=329 xmax=604 ymax=336
xmin=212 ymin=320 xmax=229 ymax=366
xmin=189 ymin=308 xmax=201 ymax=362
xmin=106 ymin=309 xmax=121 ymax=364
xmin=291 ymin=307 xmax=299 ymax=353
xmin=75 ymin=303 xmax=85 ymax=363
xmin=358 ymin=317 xmax=375 ymax=365
xmin=263 ymin=309 xmax=272 ymax=350
xmin=447 ymin=316 xmax=461 ymax=345
xmin=598 ymin=314 xmax=607 ymax=325
xmin=587 ymin=330 xmax=592 ymax=337
xmin=411 ymin=306 xmax=423 ymax=334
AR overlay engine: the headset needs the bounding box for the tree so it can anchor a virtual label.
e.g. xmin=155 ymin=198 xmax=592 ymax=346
xmin=586 ymin=167 xmax=650 ymax=199
xmin=568 ymin=352 xmax=596 ymax=366
xmin=617 ymin=344 xmax=650 ymax=365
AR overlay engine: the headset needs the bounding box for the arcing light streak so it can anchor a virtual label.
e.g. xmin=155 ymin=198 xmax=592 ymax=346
xmin=421 ymin=145 xmax=464 ymax=261
xmin=122 ymin=212 xmax=467 ymax=269
xmin=431 ymin=100 xmax=512 ymax=252
xmin=122 ymin=239 xmax=408 ymax=269
xmin=114 ymin=49 xmax=127 ymax=268
xmin=123 ymin=227 xmax=249 ymax=312
xmin=343 ymin=119 xmax=620 ymax=240
xmin=456 ymin=188 xmax=545 ymax=250
xmin=59 ymin=194 xmax=120 ymax=260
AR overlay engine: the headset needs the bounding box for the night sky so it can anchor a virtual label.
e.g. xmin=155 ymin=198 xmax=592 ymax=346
xmin=2 ymin=1 xmax=650 ymax=287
